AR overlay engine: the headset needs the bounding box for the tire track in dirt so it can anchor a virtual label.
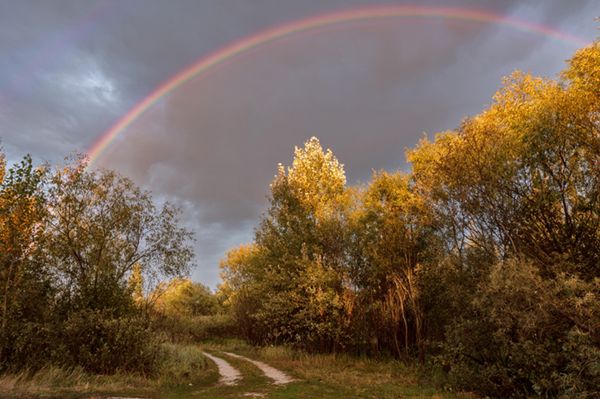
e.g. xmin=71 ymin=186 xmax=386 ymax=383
xmin=202 ymin=352 xmax=242 ymax=386
xmin=223 ymin=352 xmax=295 ymax=385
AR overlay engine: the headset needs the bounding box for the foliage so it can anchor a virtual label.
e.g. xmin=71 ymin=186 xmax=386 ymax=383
xmin=220 ymin=42 xmax=600 ymax=398
xmin=221 ymin=137 xmax=354 ymax=350
xmin=349 ymin=171 xmax=439 ymax=360
xmin=0 ymin=155 xmax=52 ymax=370
xmin=407 ymin=42 xmax=600 ymax=398
xmin=407 ymin=48 xmax=599 ymax=276
xmin=154 ymin=314 xmax=237 ymax=342
xmin=0 ymin=154 xmax=195 ymax=374
xmin=438 ymin=259 xmax=599 ymax=398
xmin=60 ymin=309 xmax=161 ymax=374
xmin=45 ymin=158 xmax=194 ymax=314
xmin=155 ymin=278 xmax=220 ymax=317
xmin=151 ymin=278 xmax=234 ymax=342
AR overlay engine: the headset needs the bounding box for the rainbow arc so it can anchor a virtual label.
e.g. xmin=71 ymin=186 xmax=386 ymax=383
xmin=86 ymin=5 xmax=588 ymax=165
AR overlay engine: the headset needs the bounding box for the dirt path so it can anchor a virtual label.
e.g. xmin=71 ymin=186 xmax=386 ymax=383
xmin=202 ymin=352 xmax=242 ymax=386
xmin=223 ymin=352 xmax=294 ymax=385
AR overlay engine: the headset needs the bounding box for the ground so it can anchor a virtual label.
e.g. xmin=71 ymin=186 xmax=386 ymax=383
xmin=0 ymin=341 xmax=477 ymax=399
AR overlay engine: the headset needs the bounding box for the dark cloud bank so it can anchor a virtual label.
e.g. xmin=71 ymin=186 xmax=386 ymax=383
xmin=1 ymin=0 xmax=597 ymax=286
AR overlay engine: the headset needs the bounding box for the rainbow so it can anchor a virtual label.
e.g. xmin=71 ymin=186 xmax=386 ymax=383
xmin=86 ymin=5 xmax=588 ymax=165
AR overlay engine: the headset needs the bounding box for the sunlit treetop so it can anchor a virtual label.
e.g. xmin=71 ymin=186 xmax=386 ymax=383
xmin=281 ymin=137 xmax=347 ymax=216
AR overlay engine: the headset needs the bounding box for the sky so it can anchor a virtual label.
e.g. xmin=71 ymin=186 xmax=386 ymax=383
xmin=1 ymin=0 xmax=597 ymax=288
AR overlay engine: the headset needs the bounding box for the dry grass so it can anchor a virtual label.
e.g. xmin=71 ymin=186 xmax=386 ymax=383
xmin=0 ymin=343 xmax=216 ymax=398
xmin=1 ymin=341 xmax=477 ymax=398
xmin=220 ymin=341 xmax=418 ymax=386
xmin=205 ymin=340 xmax=477 ymax=398
xmin=157 ymin=343 xmax=211 ymax=385
xmin=0 ymin=366 xmax=151 ymax=398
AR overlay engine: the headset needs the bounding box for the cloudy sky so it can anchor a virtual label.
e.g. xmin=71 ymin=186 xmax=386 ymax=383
xmin=1 ymin=0 xmax=597 ymax=287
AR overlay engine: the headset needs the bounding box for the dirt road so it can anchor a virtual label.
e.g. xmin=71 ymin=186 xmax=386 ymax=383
xmin=202 ymin=352 xmax=242 ymax=386
xmin=223 ymin=352 xmax=294 ymax=385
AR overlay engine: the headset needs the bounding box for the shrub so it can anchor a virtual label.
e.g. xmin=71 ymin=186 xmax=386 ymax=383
xmin=157 ymin=343 xmax=209 ymax=385
xmin=0 ymin=322 xmax=55 ymax=372
xmin=153 ymin=313 xmax=237 ymax=342
xmin=59 ymin=310 xmax=161 ymax=374
xmin=437 ymin=259 xmax=600 ymax=398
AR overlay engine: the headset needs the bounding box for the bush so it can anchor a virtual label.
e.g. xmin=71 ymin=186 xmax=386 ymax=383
xmin=1 ymin=310 xmax=167 ymax=376
xmin=0 ymin=322 xmax=55 ymax=372
xmin=59 ymin=310 xmax=162 ymax=375
xmin=153 ymin=313 xmax=237 ymax=342
xmin=437 ymin=259 xmax=600 ymax=398
xmin=157 ymin=343 xmax=209 ymax=385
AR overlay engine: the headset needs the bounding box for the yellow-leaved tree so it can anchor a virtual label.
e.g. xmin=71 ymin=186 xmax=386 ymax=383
xmin=0 ymin=154 xmax=50 ymax=369
xmin=221 ymin=137 xmax=354 ymax=350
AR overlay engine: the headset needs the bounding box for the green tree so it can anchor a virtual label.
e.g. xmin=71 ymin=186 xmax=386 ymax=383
xmin=41 ymin=157 xmax=195 ymax=373
xmin=45 ymin=157 xmax=194 ymax=314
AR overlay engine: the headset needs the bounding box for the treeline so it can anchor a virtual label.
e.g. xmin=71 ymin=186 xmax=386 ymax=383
xmin=219 ymin=43 xmax=600 ymax=397
xmin=0 ymin=155 xmax=196 ymax=374
xmin=150 ymin=277 xmax=236 ymax=342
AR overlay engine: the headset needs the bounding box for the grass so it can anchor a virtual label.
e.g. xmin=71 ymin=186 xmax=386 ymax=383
xmin=0 ymin=343 xmax=218 ymax=398
xmin=0 ymin=366 xmax=153 ymax=398
xmin=0 ymin=340 xmax=477 ymax=398
xmin=203 ymin=340 xmax=477 ymax=399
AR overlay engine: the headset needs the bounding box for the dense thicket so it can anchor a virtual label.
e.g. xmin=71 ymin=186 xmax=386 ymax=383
xmin=0 ymin=156 xmax=194 ymax=373
xmin=151 ymin=278 xmax=235 ymax=342
xmin=220 ymin=43 xmax=600 ymax=398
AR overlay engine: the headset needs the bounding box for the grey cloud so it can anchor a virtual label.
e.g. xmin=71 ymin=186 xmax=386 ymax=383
xmin=0 ymin=0 xmax=595 ymax=286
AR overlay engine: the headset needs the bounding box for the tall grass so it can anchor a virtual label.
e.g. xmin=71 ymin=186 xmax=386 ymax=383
xmin=158 ymin=343 xmax=212 ymax=385
xmin=0 ymin=343 xmax=215 ymax=398
xmin=210 ymin=340 xmax=422 ymax=387
xmin=0 ymin=365 xmax=149 ymax=397
xmin=200 ymin=340 xmax=476 ymax=398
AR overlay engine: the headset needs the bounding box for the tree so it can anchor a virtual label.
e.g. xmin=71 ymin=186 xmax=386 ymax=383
xmin=0 ymin=152 xmax=196 ymax=373
xmin=408 ymin=42 xmax=600 ymax=397
xmin=221 ymin=137 xmax=354 ymax=350
xmin=155 ymin=278 xmax=219 ymax=317
xmin=0 ymin=154 xmax=51 ymax=368
xmin=219 ymin=244 xmax=264 ymax=340
xmin=45 ymin=157 xmax=195 ymax=314
xmin=408 ymin=59 xmax=599 ymax=277
xmin=351 ymin=171 xmax=438 ymax=360
xmin=37 ymin=157 xmax=195 ymax=373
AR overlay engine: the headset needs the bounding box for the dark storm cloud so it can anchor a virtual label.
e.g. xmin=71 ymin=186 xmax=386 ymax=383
xmin=0 ymin=0 xmax=596 ymax=286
